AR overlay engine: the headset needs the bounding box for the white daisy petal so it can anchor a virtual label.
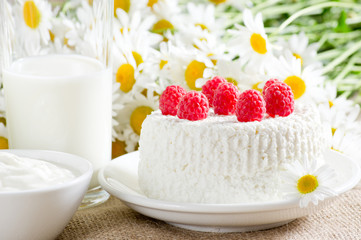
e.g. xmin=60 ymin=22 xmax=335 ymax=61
xmin=315 ymin=165 xmax=336 ymax=182
xmin=281 ymin=158 xmax=338 ymax=208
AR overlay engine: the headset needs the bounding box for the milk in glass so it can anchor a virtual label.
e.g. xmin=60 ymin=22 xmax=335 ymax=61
xmin=3 ymin=54 xmax=112 ymax=188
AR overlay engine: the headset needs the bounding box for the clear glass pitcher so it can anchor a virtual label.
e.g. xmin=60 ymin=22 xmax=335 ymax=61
xmin=0 ymin=0 xmax=113 ymax=208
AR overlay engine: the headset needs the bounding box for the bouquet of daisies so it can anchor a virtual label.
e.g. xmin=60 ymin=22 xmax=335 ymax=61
xmin=1 ymin=0 xmax=360 ymax=165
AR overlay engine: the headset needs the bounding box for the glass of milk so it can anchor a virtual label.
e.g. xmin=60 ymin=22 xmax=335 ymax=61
xmin=0 ymin=0 xmax=113 ymax=208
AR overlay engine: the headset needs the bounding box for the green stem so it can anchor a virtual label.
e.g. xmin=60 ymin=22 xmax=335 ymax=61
xmin=252 ymin=0 xmax=281 ymax=12
xmin=333 ymin=55 xmax=359 ymax=84
xmin=317 ymin=49 xmax=344 ymax=61
xmin=351 ymin=66 xmax=361 ymax=71
xmin=322 ymin=41 xmax=361 ymax=74
xmin=326 ymin=31 xmax=361 ymax=40
xmin=273 ymin=2 xmax=361 ymax=35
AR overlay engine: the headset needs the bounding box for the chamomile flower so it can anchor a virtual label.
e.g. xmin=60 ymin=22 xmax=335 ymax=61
xmin=62 ymin=1 xmax=92 ymax=49
xmin=48 ymin=16 xmax=76 ymax=54
xmin=114 ymin=8 xmax=161 ymax=46
xmin=112 ymin=138 xmax=127 ymax=159
xmin=14 ymin=0 xmax=53 ymax=56
xmin=113 ymin=30 xmax=158 ymax=95
xmin=282 ymin=157 xmax=338 ymax=208
xmin=168 ymin=45 xmax=215 ymax=90
xmin=214 ymin=59 xmax=243 ymax=83
xmin=228 ymin=9 xmax=273 ymax=73
xmin=150 ymin=0 xmax=182 ymax=37
xmin=115 ymin=30 xmax=153 ymax=69
xmin=329 ymin=127 xmax=361 ymax=161
xmin=112 ymin=46 xmax=143 ymax=95
xmin=318 ymin=84 xmax=360 ymax=133
xmin=318 ymin=84 xmax=358 ymax=115
xmin=238 ymin=68 xmax=271 ymax=92
xmin=184 ymin=2 xmax=226 ymax=38
xmin=64 ymin=1 xmax=107 ymax=59
xmin=142 ymin=41 xmax=172 ymax=94
xmin=277 ymin=32 xmax=322 ymax=68
xmin=192 ymin=32 xmax=229 ymax=64
xmin=196 ymin=59 xmax=244 ymax=89
xmin=115 ymin=92 xmax=158 ymax=152
xmin=82 ymin=1 xmax=111 ymax=59
xmin=114 ymin=0 xmax=148 ymax=17
xmin=268 ymin=51 xmax=324 ymax=102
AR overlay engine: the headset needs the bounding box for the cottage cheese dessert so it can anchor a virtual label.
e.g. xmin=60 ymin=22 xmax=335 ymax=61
xmin=138 ymin=104 xmax=325 ymax=204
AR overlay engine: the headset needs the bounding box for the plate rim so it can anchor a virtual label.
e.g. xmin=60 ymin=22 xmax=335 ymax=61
xmin=99 ymin=150 xmax=361 ymax=214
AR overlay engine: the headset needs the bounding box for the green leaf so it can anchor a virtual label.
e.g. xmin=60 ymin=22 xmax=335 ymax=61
xmin=335 ymin=10 xmax=351 ymax=33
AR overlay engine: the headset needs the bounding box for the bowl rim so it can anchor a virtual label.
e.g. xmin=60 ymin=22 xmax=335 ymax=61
xmin=0 ymin=149 xmax=93 ymax=195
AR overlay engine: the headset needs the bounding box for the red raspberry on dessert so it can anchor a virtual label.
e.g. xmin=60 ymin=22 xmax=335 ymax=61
xmin=236 ymin=89 xmax=266 ymax=122
xmin=159 ymin=85 xmax=187 ymax=116
xmin=201 ymin=76 xmax=227 ymax=107
xmin=264 ymin=81 xmax=294 ymax=117
xmin=213 ymin=82 xmax=240 ymax=115
xmin=177 ymin=91 xmax=209 ymax=121
xmin=262 ymin=78 xmax=280 ymax=96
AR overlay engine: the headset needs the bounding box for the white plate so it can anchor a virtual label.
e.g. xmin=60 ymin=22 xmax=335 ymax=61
xmin=99 ymin=150 xmax=361 ymax=232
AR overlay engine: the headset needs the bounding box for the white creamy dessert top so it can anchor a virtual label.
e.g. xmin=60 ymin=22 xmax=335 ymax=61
xmin=0 ymin=152 xmax=76 ymax=192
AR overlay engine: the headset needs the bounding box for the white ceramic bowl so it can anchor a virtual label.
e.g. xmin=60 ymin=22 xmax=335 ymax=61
xmin=0 ymin=149 xmax=93 ymax=240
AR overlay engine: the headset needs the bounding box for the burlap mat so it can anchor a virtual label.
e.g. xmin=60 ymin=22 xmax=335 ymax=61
xmin=57 ymin=185 xmax=361 ymax=240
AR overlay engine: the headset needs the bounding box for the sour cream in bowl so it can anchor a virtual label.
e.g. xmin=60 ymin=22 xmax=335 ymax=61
xmin=0 ymin=150 xmax=92 ymax=240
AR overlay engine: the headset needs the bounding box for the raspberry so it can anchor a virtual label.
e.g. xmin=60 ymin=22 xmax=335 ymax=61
xmin=264 ymin=82 xmax=294 ymax=117
xmin=159 ymin=85 xmax=187 ymax=116
xmin=201 ymin=76 xmax=227 ymax=107
xmin=177 ymin=91 xmax=209 ymax=121
xmin=262 ymin=78 xmax=280 ymax=96
xmin=236 ymin=89 xmax=266 ymax=122
xmin=213 ymin=82 xmax=240 ymax=115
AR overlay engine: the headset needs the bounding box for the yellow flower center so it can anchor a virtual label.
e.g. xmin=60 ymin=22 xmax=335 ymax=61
xmin=226 ymin=77 xmax=238 ymax=86
xmin=147 ymin=0 xmax=158 ymax=7
xmin=116 ymin=63 xmax=135 ymax=93
xmin=297 ymin=174 xmax=318 ymax=194
xmin=329 ymin=100 xmax=334 ymax=108
xmin=152 ymin=19 xmax=174 ymax=35
xmin=112 ymin=139 xmax=126 ymax=159
xmin=0 ymin=118 xmax=6 ymax=126
xmin=23 ymin=1 xmax=41 ymax=29
xmin=331 ymin=127 xmax=336 ymax=136
xmin=120 ymin=27 xmax=130 ymax=34
xmin=130 ymin=106 xmax=153 ymax=135
xmin=63 ymin=37 xmax=70 ymax=47
xmin=252 ymin=81 xmax=263 ymax=92
xmin=193 ymin=39 xmax=207 ymax=50
xmin=0 ymin=137 xmax=8 ymax=149
xmin=293 ymin=53 xmax=303 ymax=66
xmin=132 ymin=51 xmax=143 ymax=67
xmin=159 ymin=60 xmax=168 ymax=70
xmin=284 ymin=75 xmax=306 ymax=100
xmin=49 ymin=30 xmax=55 ymax=42
xmin=114 ymin=0 xmax=130 ymax=16
xmin=195 ymin=23 xmax=209 ymax=31
xmin=185 ymin=60 xmax=205 ymax=90
xmin=250 ymin=33 xmax=267 ymax=55
xmin=206 ymin=53 xmax=217 ymax=65
xmin=209 ymin=0 xmax=227 ymax=4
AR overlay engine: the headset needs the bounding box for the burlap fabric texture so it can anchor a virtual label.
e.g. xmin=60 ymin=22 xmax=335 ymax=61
xmin=57 ymin=184 xmax=361 ymax=240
